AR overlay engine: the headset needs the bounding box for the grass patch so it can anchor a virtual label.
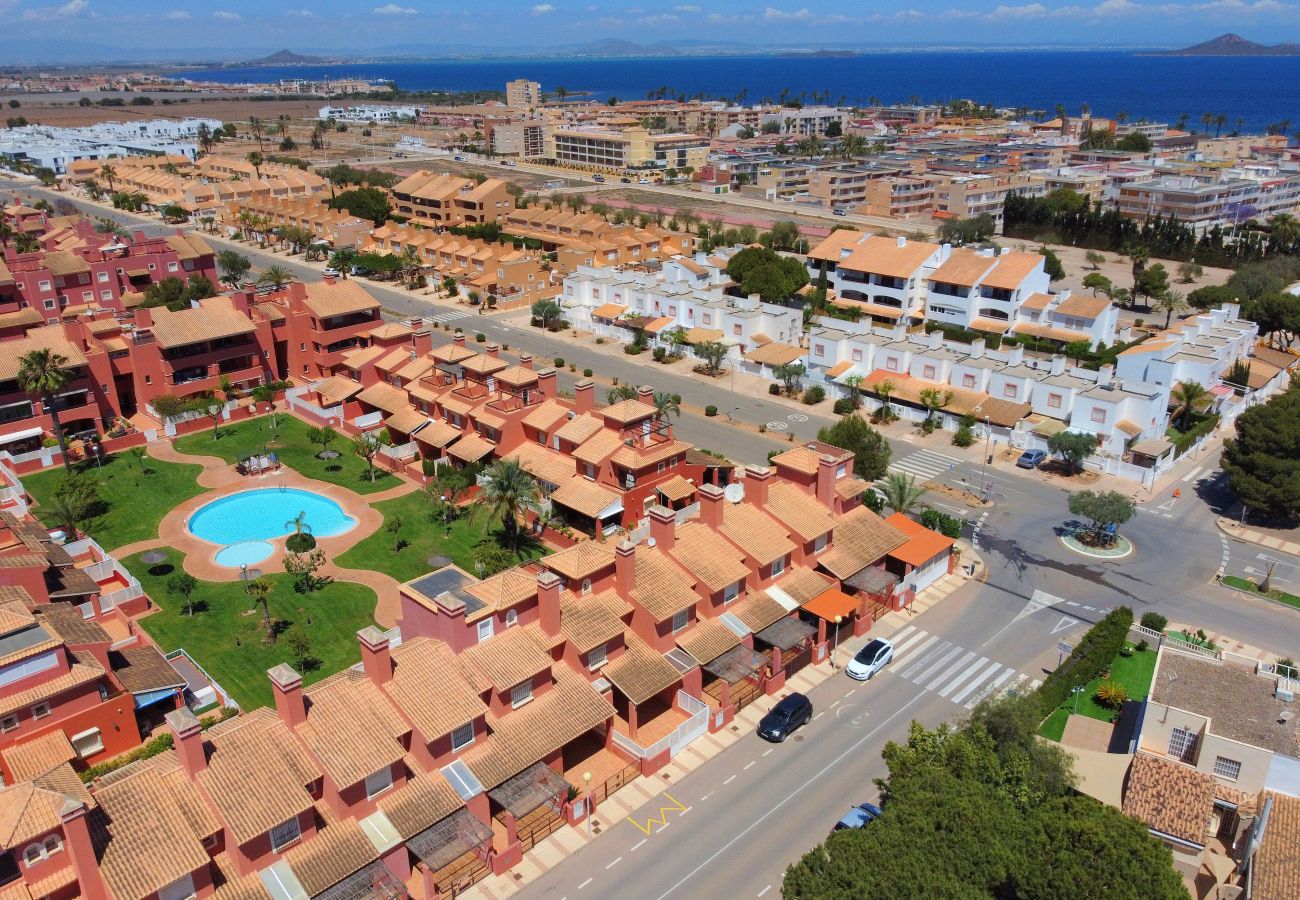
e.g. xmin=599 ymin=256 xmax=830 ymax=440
xmin=1038 ymin=642 xmax=1158 ymax=738
xmin=173 ymin=415 xmax=395 ymax=494
xmin=334 ymin=490 xmax=544 ymax=583
xmin=126 ymin=548 xmax=377 ymax=710
xmin=23 ymin=452 xmax=205 ymax=551
xmin=1222 ymin=574 xmax=1300 ymax=610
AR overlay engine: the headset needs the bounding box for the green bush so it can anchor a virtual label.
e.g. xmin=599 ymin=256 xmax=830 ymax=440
xmin=554 ymin=357 xmax=564 ymax=367
xmin=474 ymin=332 xmax=486 ymax=342
xmin=1037 ymin=607 xmax=1133 ymax=717
xmin=920 ymin=507 xmax=964 ymax=539
xmin=768 ymin=383 xmax=781 ymax=396
xmin=1139 ymin=612 xmax=1167 ymax=633
xmin=285 ymin=531 xmax=317 ymax=552
xmin=421 ymin=458 xmax=438 ymax=477
xmin=671 ymin=394 xmax=681 ymax=404
xmin=624 ymin=345 xmax=642 ymax=355
xmin=952 ymin=424 xmax=975 ymax=447
xmin=79 ymin=707 xmax=235 ymax=782
xmin=833 ymin=397 xmax=855 ymax=415
xmin=705 ymin=405 xmax=718 ymax=417
xmin=652 ymin=347 xmax=667 ymax=362
xmin=802 ymin=385 xmax=826 ymax=405
xmin=1135 ymin=639 xmax=1149 ymax=652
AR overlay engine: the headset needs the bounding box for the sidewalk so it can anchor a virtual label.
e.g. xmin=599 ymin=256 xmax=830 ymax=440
xmin=1165 ymin=619 xmax=1285 ymax=665
xmin=1217 ymin=516 xmax=1300 ymax=557
xmin=457 ymin=564 xmax=974 ymax=900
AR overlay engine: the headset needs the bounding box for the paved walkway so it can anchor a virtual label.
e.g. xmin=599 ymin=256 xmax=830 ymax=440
xmin=1217 ymin=516 xmax=1300 ymax=557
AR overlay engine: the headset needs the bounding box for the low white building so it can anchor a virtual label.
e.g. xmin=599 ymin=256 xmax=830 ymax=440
xmin=0 ymin=118 xmax=220 ymax=174
xmin=317 ymin=104 xmax=422 ymax=122
xmin=1115 ymin=304 xmax=1257 ymax=390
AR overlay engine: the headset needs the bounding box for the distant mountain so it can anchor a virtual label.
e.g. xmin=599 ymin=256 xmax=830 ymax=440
xmin=1155 ymin=33 xmax=1300 ymax=56
xmin=238 ymin=49 xmax=328 ymax=66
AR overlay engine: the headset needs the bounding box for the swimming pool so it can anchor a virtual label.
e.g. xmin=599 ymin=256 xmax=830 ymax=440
xmin=188 ymin=488 xmax=357 ymax=550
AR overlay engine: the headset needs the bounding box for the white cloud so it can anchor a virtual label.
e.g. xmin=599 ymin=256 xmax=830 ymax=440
xmin=162 ymin=10 xmax=191 ymax=20
xmin=373 ymin=3 xmax=417 ymax=14
xmin=532 ymin=3 xmax=556 ymax=13
xmin=639 ymin=13 xmax=679 ymax=24
xmin=211 ymin=10 xmax=242 ymax=20
xmin=22 ymin=0 xmax=88 ymax=19
xmin=760 ymin=6 xmax=850 ymax=23
xmin=285 ymin=9 xmax=315 ymax=17
xmin=672 ymin=3 xmax=702 ymax=10
xmin=860 ymin=0 xmax=1294 ymax=24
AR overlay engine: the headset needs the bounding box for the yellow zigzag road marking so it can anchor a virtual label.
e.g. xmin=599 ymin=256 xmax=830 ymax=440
xmin=626 ymin=793 xmax=685 ymax=835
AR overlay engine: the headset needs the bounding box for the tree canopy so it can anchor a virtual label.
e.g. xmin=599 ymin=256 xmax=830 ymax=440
xmin=1046 ymin=431 xmax=1096 ymax=474
xmin=328 ymin=187 xmax=391 ymax=226
xmin=816 ymin=415 xmax=890 ymax=481
xmin=725 ymin=247 xmax=809 ymax=303
xmin=1067 ymin=489 xmax=1136 ymax=544
xmin=1221 ymin=382 xmax=1300 ymax=519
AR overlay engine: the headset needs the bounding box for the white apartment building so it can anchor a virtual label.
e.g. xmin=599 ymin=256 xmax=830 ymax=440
xmin=0 ymin=118 xmax=220 ymax=174
xmin=317 ymin=105 xmax=422 ymax=122
xmin=1115 ymin=304 xmax=1258 ymax=390
xmin=765 ymin=106 xmax=850 ymax=137
xmin=562 ymin=252 xmax=802 ymax=363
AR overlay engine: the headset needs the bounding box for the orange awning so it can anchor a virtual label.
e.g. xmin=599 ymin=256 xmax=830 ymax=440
xmin=802 ymin=587 xmax=859 ymax=622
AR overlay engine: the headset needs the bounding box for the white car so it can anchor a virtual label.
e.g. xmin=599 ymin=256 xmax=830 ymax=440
xmin=845 ymin=637 xmax=894 ymax=681
xmin=322 ymin=268 xmax=341 ymax=278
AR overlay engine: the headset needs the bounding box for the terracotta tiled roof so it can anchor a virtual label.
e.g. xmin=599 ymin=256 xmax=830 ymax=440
xmin=521 ymin=399 xmax=570 ymax=432
xmin=591 ymin=303 xmax=627 ymax=319
xmin=600 ymin=399 xmax=655 ymax=425
xmin=978 ymin=252 xmax=1042 ymax=290
xmin=366 ymin=322 xmax=411 ymax=342
xmin=432 ymin=342 xmax=477 ymax=364
xmin=835 ymin=476 xmax=873 ymax=500
xmin=554 ymin=412 xmax=603 ymax=445
xmin=1122 ymin=753 xmax=1213 ymax=846
xmin=386 ymin=638 xmax=485 ymax=742
xmin=550 ymin=475 xmax=621 ymax=519
xmin=883 ymin=512 xmax=955 ymax=567
xmin=377 ymin=767 xmax=464 ymax=840
xmin=0 ymin=327 xmax=88 ymax=381
xmin=611 ymin=438 xmax=689 ymax=471
xmin=560 ymin=590 xmax=629 ymax=653
xmin=683 ymin=327 xmax=724 ymax=345
xmin=281 ymin=817 xmax=377 ymax=896
xmin=505 ymin=443 xmax=574 ymax=488
xmin=89 ymin=764 xmax=212 ymax=900
xmin=779 ymin=567 xmax=833 ymax=605
xmin=1054 ymin=294 xmax=1111 ymax=318
xmin=544 ymin=542 xmax=616 ymax=581
xmin=743 ymin=342 xmax=804 ymax=367
xmin=459 ymin=354 xmax=509 ymax=376
xmin=413 ymin=420 xmax=461 ymax=449
xmin=731 ymin=592 xmax=790 ymax=632
xmin=0 ymin=781 xmax=70 ymax=846
xmin=462 ymin=626 xmax=552 ymax=692
xmin=631 ymin=549 xmax=698 ymax=622
xmin=108 ymin=647 xmax=185 ymax=694
xmin=819 ymin=505 xmax=908 ymax=580
xmin=302 ymin=280 xmax=379 ymax=318
xmin=1253 ymin=790 xmax=1300 ymax=900
xmin=463 ymin=569 xmax=539 ymax=622
xmin=671 ymin=522 xmax=750 ymax=592
xmin=721 ymin=503 xmax=795 ymax=566
xmin=297 ymin=670 xmax=408 ymax=790
xmin=0 ymin=661 xmax=105 ymax=718
xmin=195 ymin=708 xmax=321 ymax=846
xmin=930 ymin=249 xmax=997 ymax=287
xmin=340 ymin=344 xmax=385 ymax=370
xmin=604 ymin=635 xmax=681 ymax=705
xmin=572 ymin=429 xmax=623 ymax=467
xmin=839 ymin=235 xmax=941 ymax=280
xmin=806 ymin=228 xmax=867 ymax=263
xmin=1019 ymin=292 xmax=1053 ymax=311
xmin=446 ymin=431 xmax=495 ymax=463
xmin=971 ymin=397 xmax=1031 ymax=428
xmin=676 ymin=618 xmax=742 ymax=665
xmin=765 ymin=482 xmax=833 ymax=542
xmin=2 ymin=730 xmax=75 ymax=782
xmin=42 ymin=251 xmax=91 ymax=277
xmin=355 ymin=381 xmax=408 ymax=414
xmin=210 ymin=853 xmax=270 ymax=900
xmin=148 ymin=298 xmax=256 ymax=349
xmin=655 ymin=474 xmax=696 ymax=503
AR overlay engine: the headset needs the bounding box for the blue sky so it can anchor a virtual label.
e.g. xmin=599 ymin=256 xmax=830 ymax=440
xmin=4 ymin=0 xmax=1300 ymax=51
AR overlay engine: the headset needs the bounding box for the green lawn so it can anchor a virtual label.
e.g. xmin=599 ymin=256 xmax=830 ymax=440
xmin=173 ymin=415 xmax=396 ymax=494
xmin=126 ymin=548 xmax=378 ymax=710
xmin=23 ymin=452 xmax=205 ymax=551
xmin=1222 ymin=575 xmax=1300 ymax=610
xmin=1038 ymin=642 xmax=1158 ymax=741
xmin=334 ymin=490 xmax=543 ymax=584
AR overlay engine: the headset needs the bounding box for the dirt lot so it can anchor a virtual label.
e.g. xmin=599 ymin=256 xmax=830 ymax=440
xmin=0 ymin=96 xmax=327 ymax=128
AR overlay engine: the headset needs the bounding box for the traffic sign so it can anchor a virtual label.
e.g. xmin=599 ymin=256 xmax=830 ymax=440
xmin=1057 ymin=641 xmax=1073 ymax=655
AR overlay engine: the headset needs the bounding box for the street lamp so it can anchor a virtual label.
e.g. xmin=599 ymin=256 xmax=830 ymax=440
xmin=979 ymin=415 xmax=991 ymax=501
xmin=1071 ymin=684 xmax=1085 ymax=715
xmin=832 ymin=614 xmax=843 ymax=670
xmin=582 ymin=771 xmax=593 ymax=836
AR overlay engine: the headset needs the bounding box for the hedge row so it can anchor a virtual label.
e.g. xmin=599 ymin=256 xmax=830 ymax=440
xmin=1036 ymin=606 xmax=1133 ymax=716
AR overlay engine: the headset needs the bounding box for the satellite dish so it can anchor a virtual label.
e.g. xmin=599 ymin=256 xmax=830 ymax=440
xmin=647 ymin=536 xmax=657 ymax=547
xmin=724 ymin=482 xmax=744 ymax=503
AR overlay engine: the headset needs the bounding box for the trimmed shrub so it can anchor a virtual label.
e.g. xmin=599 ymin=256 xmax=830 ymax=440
xmin=833 ymin=397 xmax=855 ymax=415
xmin=553 ymin=357 xmax=564 ymax=367
xmin=286 ymin=532 xmax=317 ymax=552
xmin=705 ymin=405 xmax=718 ymax=417
xmin=768 ymin=383 xmax=781 ymax=396
xmin=1139 ymin=611 xmax=1167 ymax=633
xmin=624 ymin=345 xmax=642 ymax=355
xmin=583 ymin=368 xmax=593 ymax=377
xmin=920 ymin=507 xmax=964 ymax=539
xmin=802 ymin=385 xmax=826 ymax=405
xmin=1037 ymin=607 xmax=1133 ymax=717
xmin=652 ymin=347 xmax=667 ymax=362
xmin=474 ymin=332 xmax=486 ymax=342
xmin=952 ymin=424 xmax=975 ymax=447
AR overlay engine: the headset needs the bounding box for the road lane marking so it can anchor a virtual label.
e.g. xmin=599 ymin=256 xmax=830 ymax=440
xmin=938 ymin=656 xmax=988 ymax=698
xmin=762 ymin=748 xmax=774 ymax=757
xmin=606 ymin=857 xmax=622 ymax=870
xmin=626 ymin=793 xmax=687 ymax=836
xmin=829 ymin=700 xmax=840 ymax=709
xmin=758 ymin=887 xmax=771 ymax=897
xmin=744 ymin=761 xmax=756 ymax=770
xmin=813 ymin=711 xmax=824 ymax=720
xmin=631 ymin=839 xmax=647 ymax=852
xmin=723 ymin=775 xmax=736 ymax=785
xmin=844 ymin=688 xmax=856 ymax=698
xmin=700 ymin=793 xmax=712 ymax=801
xmin=579 ymin=878 xmax=593 ymax=890
xmin=948 ymin=660 xmax=1004 ymax=704
xmin=654 ymin=693 xmax=928 ymax=900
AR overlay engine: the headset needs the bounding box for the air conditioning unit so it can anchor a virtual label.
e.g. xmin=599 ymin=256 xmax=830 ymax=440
xmin=1276 ymin=678 xmax=1296 ymax=703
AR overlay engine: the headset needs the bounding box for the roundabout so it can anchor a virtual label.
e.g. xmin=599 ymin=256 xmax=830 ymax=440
xmin=1059 ymin=526 xmax=1135 ymax=560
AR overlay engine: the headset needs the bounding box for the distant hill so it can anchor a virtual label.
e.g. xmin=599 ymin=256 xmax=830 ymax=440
xmin=239 ymin=49 xmax=327 ymax=66
xmin=1155 ymin=33 xmax=1300 ymax=56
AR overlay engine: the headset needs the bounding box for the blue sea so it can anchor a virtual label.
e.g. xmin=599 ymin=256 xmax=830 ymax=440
xmin=171 ymin=52 xmax=1300 ymax=133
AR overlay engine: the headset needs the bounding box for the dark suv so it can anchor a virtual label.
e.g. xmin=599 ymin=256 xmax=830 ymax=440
xmin=758 ymin=693 xmax=813 ymax=742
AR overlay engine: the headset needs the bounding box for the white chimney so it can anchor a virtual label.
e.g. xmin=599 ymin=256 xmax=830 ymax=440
xmin=897 ymin=236 xmax=907 ymax=248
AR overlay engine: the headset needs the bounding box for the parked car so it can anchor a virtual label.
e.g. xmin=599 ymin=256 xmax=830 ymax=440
xmin=845 ymin=638 xmax=894 ymax=681
xmin=322 ymin=267 xmax=341 ymax=278
xmin=834 ymin=803 xmax=883 ymax=831
xmin=757 ymin=692 xmax=813 ymax=742
xmin=350 ymin=266 xmax=372 ymax=277
xmin=832 ymin=207 xmax=848 ymax=216
xmin=620 ymin=177 xmax=632 ymax=183
xmin=1017 ymin=449 xmax=1048 ymax=469
xmin=592 ymin=174 xmax=606 ymax=182
xmin=453 ymin=155 xmax=465 ymax=161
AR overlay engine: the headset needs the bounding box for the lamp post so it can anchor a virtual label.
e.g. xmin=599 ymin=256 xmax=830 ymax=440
xmin=979 ymin=415 xmax=991 ymax=500
xmin=1071 ymin=684 xmax=1085 ymax=715
xmin=832 ymin=614 xmax=843 ymax=670
xmin=582 ymin=771 xmax=593 ymax=836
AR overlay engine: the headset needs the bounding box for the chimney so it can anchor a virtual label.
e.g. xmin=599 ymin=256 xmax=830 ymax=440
xmin=745 ymin=465 xmax=771 ymax=507
xmin=896 ymin=235 xmax=907 ymax=248
xmin=518 ymin=353 xmax=533 ymax=370
xmin=166 ymin=707 xmax=206 ymax=779
xmin=648 ymin=505 xmax=676 ymax=551
xmin=357 ymin=626 xmax=392 ymax=686
xmin=1007 ymin=344 xmax=1025 ymax=366
xmin=636 ymin=385 xmax=654 ymax=405
xmin=268 ymin=663 xmax=306 ymax=728
xmin=537 ymin=570 xmax=562 ymax=637
xmin=59 ymin=802 xmax=109 ymax=900
xmin=574 ymin=379 xmax=595 ymax=413
xmin=928 ymin=328 xmax=944 ymax=350
xmin=1050 ymin=354 xmax=1066 ymax=376
xmin=536 ymin=367 xmax=557 ymax=399
xmin=1097 ymin=363 xmax=1115 ymax=387
xmin=816 ymin=454 xmax=839 ymax=510
xmin=969 ymin=337 xmax=986 ymax=359
xmin=699 ymin=483 xmax=726 ymax=528
xmin=230 ymin=289 xmax=251 ymax=315
xmin=615 ymin=540 xmax=636 ymax=598
xmin=412 ymin=328 xmax=432 ymax=357
xmin=323 ymin=274 xmax=336 ymax=286
xmin=453 ymin=331 xmax=467 ymax=349
xmin=132 ymin=307 xmax=153 ymax=329
xmin=892 ymin=321 xmax=907 ymax=342
xmin=486 ymin=343 xmax=500 ymax=359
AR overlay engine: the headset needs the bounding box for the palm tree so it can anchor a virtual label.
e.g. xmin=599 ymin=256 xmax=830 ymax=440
xmin=881 ymin=473 xmax=924 ymax=515
xmin=473 ymin=458 xmax=541 ymax=550
xmin=256 ymin=265 xmax=295 ymax=291
xmin=0 ymin=221 xmax=12 ymax=250
xmin=98 ymin=163 xmax=117 ymax=192
xmin=216 ymin=249 xmax=251 ymax=287
xmin=1172 ymin=382 xmax=1208 ymax=431
xmin=1269 ymin=213 xmax=1300 ymax=250
xmin=1200 ymin=112 xmax=1215 ymax=134
xmin=249 ymin=117 xmax=265 ymax=152
xmin=875 ymin=378 xmax=896 ymax=420
xmin=14 ymin=234 xmax=38 ymax=254
xmin=285 ymin=511 xmax=312 ymax=539
xmin=1214 ymin=114 xmax=1228 ymax=138
xmin=839 ymin=133 xmax=867 ymax=159
xmin=1153 ymin=289 xmax=1188 ymax=329
xmin=606 ymin=384 xmax=637 ymax=404
xmin=245 ymin=576 xmax=275 ymax=644
xmin=651 ymin=391 xmax=680 ymax=422
xmin=246 ymin=151 xmax=263 ymax=180
xmin=18 ymin=349 xmax=73 ymax=470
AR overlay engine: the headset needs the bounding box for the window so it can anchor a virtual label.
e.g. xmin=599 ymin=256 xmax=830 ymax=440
xmin=1002 ymin=384 xmax=1018 ymax=399
xmin=851 ymin=349 xmax=863 ymax=362
xmin=100 ymin=290 xmax=112 ymax=300
xmin=41 ymin=837 xmax=59 ymax=858
xmin=30 ymin=703 xmax=50 ymax=720
xmin=511 ymin=681 xmax=533 ymax=708
xmin=770 ymin=556 xmax=786 ymax=577
xmin=476 ymin=618 xmax=494 ymax=642
xmin=732 ymin=324 xmax=742 ymax=336
xmin=81 ymin=291 xmax=92 ymax=301
xmin=364 ymin=767 xmax=394 ymax=799
xmin=97 ymin=271 xmax=109 ymax=283
xmin=22 ymin=836 xmax=61 ymax=868
xmin=1047 ymin=393 xmax=1063 ymax=409
xmin=962 ymin=374 xmax=976 ymax=388
xmin=0 ymin=715 xmax=17 ymax=733
xmin=1090 ymin=408 xmax=1107 ymax=424
xmin=70 ymin=728 xmax=104 ymax=758
xmin=814 ymin=344 xmax=825 ymax=357
xmin=588 ymin=643 xmax=607 ymax=670
xmin=922 ymin=365 xmax=936 ymax=379
xmin=1213 ymin=756 xmax=1242 ymax=781
xmin=451 ymin=721 xmax=474 ymax=752
xmin=505 ymin=608 xmax=518 ymax=627
xmin=269 ymin=817 xmax=302 ymax=852
xmin=158 ymin=875 xmax=196 ymax=900
xmin=1168 ymin=727 xmax=1198 ymax=762
xmin=885 ymin=358 xmax=899 ymax=372
xmin=723 ymin=581 xmax=740 ymax=603
xmin=22 ymin=846 xmax=41 ymax=868
xmin=836 ymin=464 xmax=846 ymax=478
xmin=813 ymin=533 xmax=829 ymax=554
xmin=671 ymin=610 xmax=690 ymax=634
xmin=581 ymin=578 xmax=592 ymax=595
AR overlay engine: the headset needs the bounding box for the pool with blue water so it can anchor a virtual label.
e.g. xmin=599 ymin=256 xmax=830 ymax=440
xmin=188 ymin=488 xmax=356 ymax=562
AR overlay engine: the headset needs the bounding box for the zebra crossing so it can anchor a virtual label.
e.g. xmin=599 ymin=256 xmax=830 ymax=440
xmin=878 ymin=449 xmax=963 ymax=487
xmin=423 ymin=308 xmax=472 ymax=325
xmin=883 ymin=624 xmax=1041 ymax=709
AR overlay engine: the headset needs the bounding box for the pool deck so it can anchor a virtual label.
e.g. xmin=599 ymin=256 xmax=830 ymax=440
xmin=137 ymin=441 xmax=418 ymax=628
